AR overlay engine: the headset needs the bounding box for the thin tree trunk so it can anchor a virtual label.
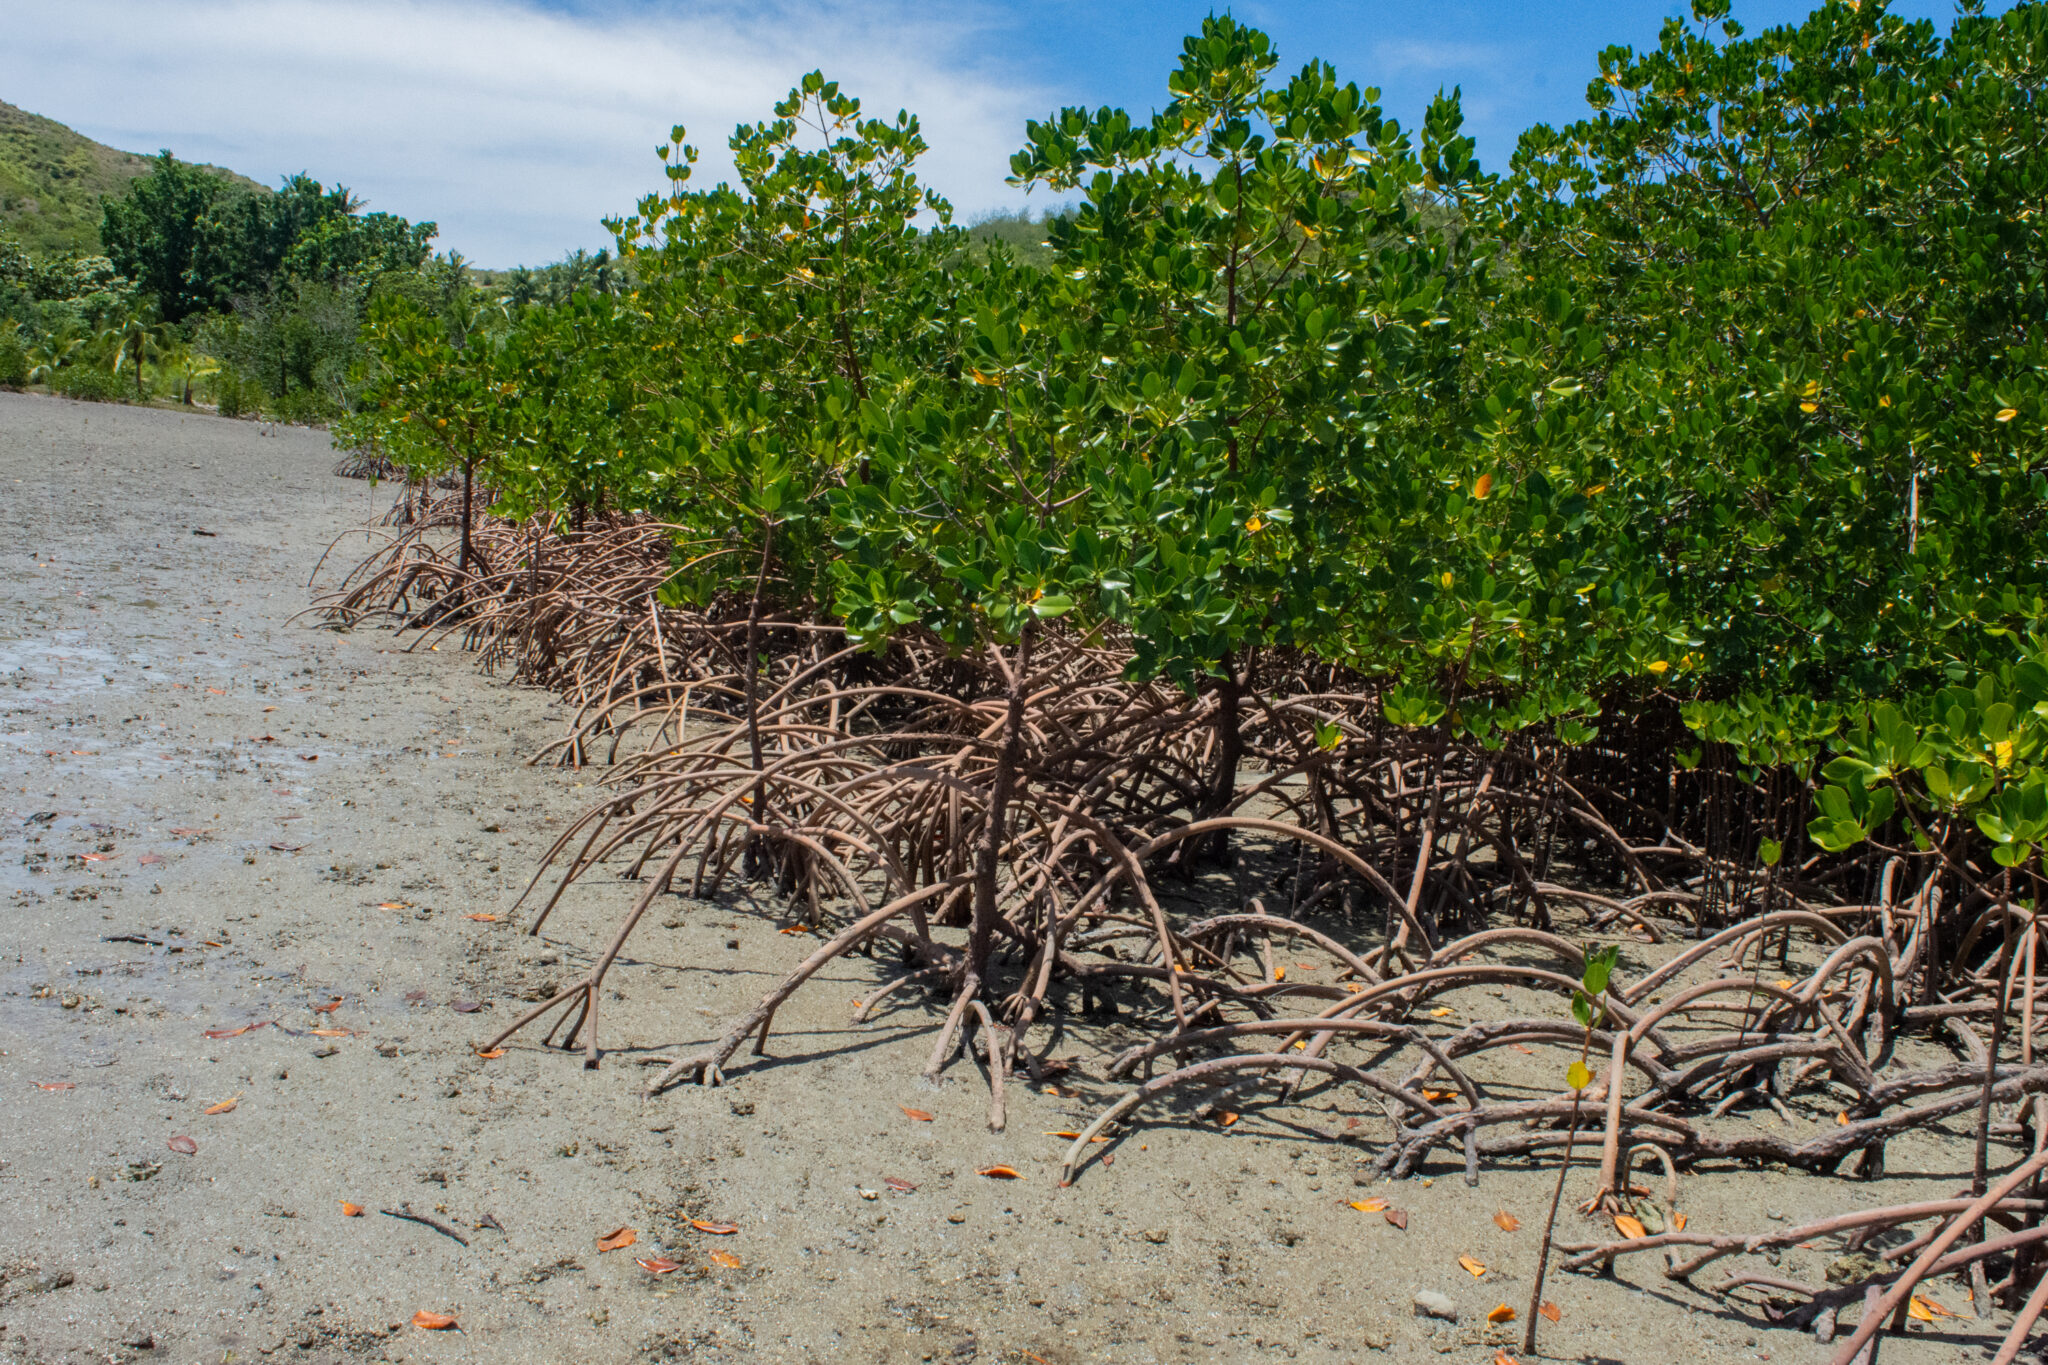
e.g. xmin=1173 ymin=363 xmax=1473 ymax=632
xmin=1974 ymin=872 xmax=2020 ymax=1284
xmin=743 ymin=523 xmax=776 ymax=779
xmin=1524 ymin=1092 xmax=1584 ymax=1357
xmin=458 ymin=459 xmax=475 ymax=577
xmin=1197 ymin=652 xmax=1245 ymax=863
xmin=1978 ymin=905 xmax=2017 ymax=1196
xmin=968 ymin=621 xmax=1036 ymax=990
xmin=742 ymin=523 xmax=776 ymax=878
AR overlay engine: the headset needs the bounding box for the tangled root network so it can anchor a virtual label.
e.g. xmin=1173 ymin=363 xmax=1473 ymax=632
xmin=314 ymin=489 xmax=2048 ymax=1355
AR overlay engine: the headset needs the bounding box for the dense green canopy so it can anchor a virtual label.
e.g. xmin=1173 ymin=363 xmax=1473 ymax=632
xmin=335 ymin=0 xmax=2048 ymax=867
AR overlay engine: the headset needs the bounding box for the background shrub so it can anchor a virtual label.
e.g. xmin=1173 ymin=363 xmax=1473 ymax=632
xmin=0 ymin=330 xmax=26 ymax=389
xmin=53 ymin=364 xmax=123 ymax=402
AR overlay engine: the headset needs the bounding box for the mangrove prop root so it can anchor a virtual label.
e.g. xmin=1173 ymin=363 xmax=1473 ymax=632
xmin=303 ymin=487 xmax=2048 ymax=1261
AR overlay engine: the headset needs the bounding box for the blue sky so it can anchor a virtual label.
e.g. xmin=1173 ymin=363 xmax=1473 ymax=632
xmin=0 ymin=1 xmax=2003 ymax=268
xmin=979 ymin=1 xmax=1989 ymax=175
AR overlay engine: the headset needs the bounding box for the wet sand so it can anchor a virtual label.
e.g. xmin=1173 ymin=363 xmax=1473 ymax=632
xmin=0 ymin=391 xmax=2018 ymax=1364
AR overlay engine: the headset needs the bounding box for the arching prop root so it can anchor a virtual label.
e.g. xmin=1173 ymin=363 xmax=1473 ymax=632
xmin=303 ymin=482 xmax=2048 ymax=1252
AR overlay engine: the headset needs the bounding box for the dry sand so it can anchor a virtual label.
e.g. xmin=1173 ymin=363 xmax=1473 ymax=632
xmin=0 ymin=391 xmax=2024 ymax=1364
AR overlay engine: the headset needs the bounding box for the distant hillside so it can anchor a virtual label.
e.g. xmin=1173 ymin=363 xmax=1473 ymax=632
xmin=0 ymin=100 xmax=260 ymax=256
xmin=963 ymin=208 xmax=1066 ymax=269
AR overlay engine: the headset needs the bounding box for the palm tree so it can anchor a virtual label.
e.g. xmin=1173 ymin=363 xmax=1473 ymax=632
xmin=164 ymin=343 xmax=221 ymax=406
xmin=101 ymin=304 xmax=174 ymax=401
xmin=26 ymin=327 xmax=83 ymax=387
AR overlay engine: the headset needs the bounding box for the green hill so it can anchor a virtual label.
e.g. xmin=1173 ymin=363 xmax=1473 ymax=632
xmin=0 ymin=100 xmax=258 ymax=256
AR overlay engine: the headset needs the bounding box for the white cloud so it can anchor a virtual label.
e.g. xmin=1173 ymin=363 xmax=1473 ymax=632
xmin=1367 ymin=39 xmax=1506 ymax=78
xmin=1 ymin=0 xmax=1051 ymax=266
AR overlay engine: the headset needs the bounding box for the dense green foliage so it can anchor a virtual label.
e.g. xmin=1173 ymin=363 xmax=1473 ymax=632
xmin=98 ymin=152 xmax=438 ymax=323
xmin=340 ymin=0 xmax=2048 ymax=876
xmin=1496 ymin=0 xmax=2047 ymax=717
xmin=0 ymin=128 xmax=477 ymax=419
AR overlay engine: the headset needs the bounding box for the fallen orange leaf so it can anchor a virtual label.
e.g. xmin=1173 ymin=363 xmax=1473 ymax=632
xmin=978 ymin=1165 xmax=1023 ymax=1180
xmin=37 ymin=1082 xmax=75 ymax=1091
xmin=1488 ymin=1304 xmax=1516 ymax=1324
xmin=340 ymin=1201 xmax=363 ymax=1217
xmin=1614 ymin=1214 xmax=1647 ymax=1240
xmin=596 ymin=1227 xmax=637 ymax=1252
xmin=708 ymin=1250 xmax=741 ymax=1268
xmin=884 ymin=1177 xmax=917 ymax=1193
xmin=411 ymin=1311 xmax=458 ymax=1331
xmin=691 ymin=1220 xmax=739 ymax=1235
xmin=1672 ymin=1211 xmax=1688 ymax=1232
xmin=313 ymin=999 xmax=342 ymax=1013
xmin=900 ymin=1105 xmax=934 ymax=1122
xmin=1494 ymin=1210 xmax=1520 ymax=1232
xmin=1916 ymin=1295 xmax=1958 ymax=1318
xmin=777 ymin=925 xmax=810 ymax=935
xmin=1459 ymin=1254 xmax=1487 ymax=1277
xmin=1429 ymin=1007 xmax=1454 ymax=1017
xmin=1493 ymin=1352 xmax=1519 ymax=1365
xmin=475 ymin=1047 xmax=506 ymax=1060
xmin=377 ymin=902 xmax=408 ymax=911
xmin=464 ymin=914 xmax=499 ymax=922
xmin=1539 ymin=1301 xmax=1561 ymax=1323
xmin=203 ymin=1095 xmax=240 ymax=1115
xmin=208 ymin=688 xmax=226 ymax=696
xmin=637 ymin=1256 xmax=683 ymax=1274
xmin=1423 ymin=1088 xmax=1456 ymax=1102
xmin=1907 ymin=1298 xmax=1935 ymax=1323
xmin=1219 ymin=1112 xmax=1239 ymax=1127
xmin=1349 ymin=1198 xmax=1388 ymax=1213
xmin=1046 ymin=1131 xmax=1081 ymax=1139
xmin=309 ymin=1028 xmax=352 ymax=1038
